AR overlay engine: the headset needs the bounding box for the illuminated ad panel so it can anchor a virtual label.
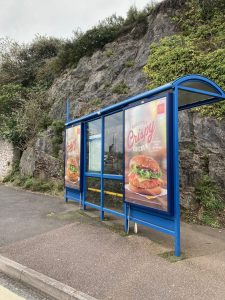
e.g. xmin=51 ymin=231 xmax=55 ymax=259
xmin=124 ymin=97 xmax=168 ymax=212
xmin=65 ymin=125 xmax=81 ymax=190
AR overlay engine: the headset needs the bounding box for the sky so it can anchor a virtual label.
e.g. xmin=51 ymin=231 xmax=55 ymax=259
xmin=0 ymin=0 xmax=161 ymax=44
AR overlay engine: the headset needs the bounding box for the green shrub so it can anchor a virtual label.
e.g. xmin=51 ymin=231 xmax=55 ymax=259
xmin=124 ymin=60 xmax=135 ymax=68
xmin=90 ymin=98 xmax=102 ymax=106
xmin=35 ymin=57 xmax=61 ymax=88
xmin=51 ymin=120 xmax=65 ymax=136
xmin=201 ymin=213 xmax=220 ymax=228
xmin=57 ymin=15 xmax=124 ymax=69
xmin=104 ymin=49 xmax=113 ymax=57
xmin=195 ymin=175 xmax=224 ymax=212
xmin=30 ymin=180 xmax=54 ymax=192
xmin=2 ymin=160 xmax=20 ymax=183
xmin=143 ymin=0 xmax=225 ymax=119
xmin=4 ymin=172 xmax=62 ymax=194
xmin=194 ymin=175 xmax=224 ymax=227
xmin=39 ymin=113 xmax=53 ymax=130
xmin=112 ymin=82 xmax=129 ymax=94
xmin=125 ymin=5 xmax=147 ymax=25
xmin=51 ymin=120 xmax=64 ymax=157
xmin=0 ymin=36 xmax=61 ymax=87
xmin=0 ymin=85 xmax=51 ymax=149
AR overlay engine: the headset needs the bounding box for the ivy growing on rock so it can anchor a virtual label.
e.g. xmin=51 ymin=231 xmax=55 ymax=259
xmin=143 ymin=0 xmax=225 ymax=119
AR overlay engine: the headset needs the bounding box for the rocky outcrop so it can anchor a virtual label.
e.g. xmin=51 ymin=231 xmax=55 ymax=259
xmin=179 ymin=111 xmax=225 ymax=208
xmin=19 ymin=9 xmax=225 ymax=207
xmin=0 ymin=139 xmax=20 ymax=180
xmin=47 ymin=12 xmax=176 ymax=121
xmin=20 ymin=131 xmax=63 ymax=179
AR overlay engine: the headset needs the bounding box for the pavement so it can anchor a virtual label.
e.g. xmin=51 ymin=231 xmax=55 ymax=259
xmin=0 ymin=184 xmax=225 ymax=299
xmin=0 ymin=184 xmax=78 ymax=247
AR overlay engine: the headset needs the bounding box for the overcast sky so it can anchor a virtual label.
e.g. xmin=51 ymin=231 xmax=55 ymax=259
xmin=0 ymin=0 xmax=162 ymax=44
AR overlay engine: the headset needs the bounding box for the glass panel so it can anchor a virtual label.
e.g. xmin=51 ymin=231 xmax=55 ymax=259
xmin=86 ymin=177 xmax=101 ymax=206
xmin=181 ymin=80 xmax=218 ymax=94
xmin=178 ymin=90 xmax=213 ymax=108
xmin=104 ymin=112 xmax=123 ymax=175
xmin=104 ymin=180 xmax=123 ymax=212
xmin=86 ymin=119 xmax=102 ymax=173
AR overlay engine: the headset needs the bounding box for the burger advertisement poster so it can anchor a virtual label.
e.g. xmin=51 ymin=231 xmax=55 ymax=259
xmin=124 ymin=97 xmax=168 ymax=212
xmin=65 ymin=125 xmax=81 ymax=190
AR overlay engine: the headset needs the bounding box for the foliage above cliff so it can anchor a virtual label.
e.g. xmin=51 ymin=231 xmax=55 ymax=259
xmin=0 ymin=4 xmax=153 ymax=149
xmin=0 ymin=6 xmax=152 ymax=89
xmin=1 ymin=0 xmax=225 ymax=150
xmin=144 ymin=0 xmax=225 ymax=118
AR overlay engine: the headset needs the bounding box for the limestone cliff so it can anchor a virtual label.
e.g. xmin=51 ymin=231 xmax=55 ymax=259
xmin=19 ymin=7 xmax=225 ymax=207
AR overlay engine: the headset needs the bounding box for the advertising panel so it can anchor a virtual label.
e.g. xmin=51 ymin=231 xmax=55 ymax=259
xmin=65 ymin=124 xmax=81 ymax=190
xmin=124 ymin=97 xmax=168 ymax=212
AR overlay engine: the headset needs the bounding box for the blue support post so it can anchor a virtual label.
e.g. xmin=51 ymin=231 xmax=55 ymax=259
xmin=82 ymin=123 xmax=87 ymax=210
xmin=64 ymin=99 xmax=70 ymax=203
xmin=66 ymin=99 xmax=70 ymax=123
xmin=100 ymin=117 xmax=105 ymax=221
xmin=173 ymin=88 xmax=181 ymax=256
xmin=124 ymin=203 xmax=129 ymax=233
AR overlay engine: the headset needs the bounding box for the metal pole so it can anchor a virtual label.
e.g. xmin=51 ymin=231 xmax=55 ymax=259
xmin=66 ymin=99 xmax=70 ymax=123
xmin=100 ymin=116 xmax=105 ymax=221
xmin=174 ymin=88 xmax=181 ymax=257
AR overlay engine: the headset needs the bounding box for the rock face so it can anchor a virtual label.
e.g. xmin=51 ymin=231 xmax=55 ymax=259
xmin=47 ymin=12 xmax=176 ymax=121
xmin=0 ymin=139 xmax=20 ymax=180
xmin=179 ymin=111 xmax=225 ymax=208
xmin=20 ymin=131 xmax=63 ymax=180
xmin=19 ymin=9 xmax=225 ymax=207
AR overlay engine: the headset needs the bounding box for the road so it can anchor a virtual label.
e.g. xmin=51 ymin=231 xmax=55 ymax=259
xmin=0 ymin=272 xmax=54 ymax=300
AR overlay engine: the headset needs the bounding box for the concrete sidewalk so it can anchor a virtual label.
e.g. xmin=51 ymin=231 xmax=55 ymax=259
xmin=0 ymin=185 xmax=225 ymax=299
xmin=0 ymin=184 xmax=79 ymax=247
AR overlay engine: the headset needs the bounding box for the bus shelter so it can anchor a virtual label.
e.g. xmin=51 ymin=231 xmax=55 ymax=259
xmin=64 ymin=75 xmax=225 ymax=256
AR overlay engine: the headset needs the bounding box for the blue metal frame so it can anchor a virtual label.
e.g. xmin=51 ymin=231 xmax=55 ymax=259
xmin=65 ymin=74 xmax=225 ymax=257
xmin=173 ymin=87 xmax=180 ymax=256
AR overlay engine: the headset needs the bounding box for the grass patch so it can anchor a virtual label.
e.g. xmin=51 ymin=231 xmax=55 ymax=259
xmin=104 ymin=49 xmax=113 ymax=57
xmin=51 ymin=120 xmax=64 ymax=158
xmin=195 ymin=175 xmax=224 ymax=212
xmin=182 ymin=175 xmax=225 ymax=228
xmin=90 ymin=98 xmax=102 ymax=106
xmin=124 ymin=60 xmax=135 ymax=68
xmin=112 ymin=81 xmax=129 ymax=94
xmin=158 ymin=251 xmax=186 ymax=263
xmin=188 ymin=142 xmax=196 ymax=153
xmin=3 ymin=166 xmax=63 ymax=195
xmin=201 ymin=213 xmax=221 ymax=228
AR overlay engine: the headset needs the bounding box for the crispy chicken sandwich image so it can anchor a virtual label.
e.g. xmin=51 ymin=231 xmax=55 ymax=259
xmin=66 ymin=158 xmax=79 ymax=182
xmin=128 ymin=155 xmax=163 ymax=196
